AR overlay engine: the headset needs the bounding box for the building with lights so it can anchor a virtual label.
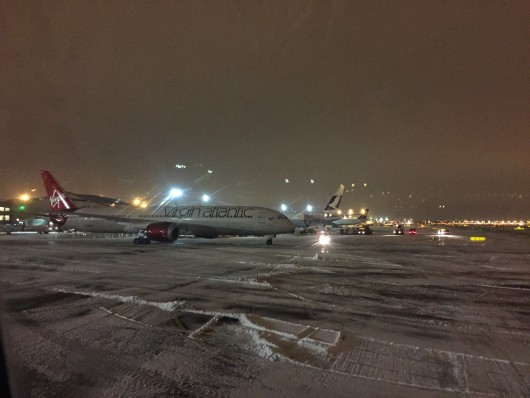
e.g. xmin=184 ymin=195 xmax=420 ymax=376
xmin=0 ymin=200 xmax=13 ymax=224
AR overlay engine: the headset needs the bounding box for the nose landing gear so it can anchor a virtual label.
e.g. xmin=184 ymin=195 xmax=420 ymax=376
xmin=265 ymin=234 xmax=276 ymax=245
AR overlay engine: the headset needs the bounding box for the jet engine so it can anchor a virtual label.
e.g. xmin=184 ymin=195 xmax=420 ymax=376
xmin=144 ymin=222 xmax=179 ymax=242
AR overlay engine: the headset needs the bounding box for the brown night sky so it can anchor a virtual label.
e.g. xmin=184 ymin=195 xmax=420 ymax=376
xmin=1 ymin=1 xmax=529 ymax=218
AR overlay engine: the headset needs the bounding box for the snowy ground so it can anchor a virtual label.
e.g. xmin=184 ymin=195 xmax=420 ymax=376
xmin=1 ymin=229 xmax=529 ymax=397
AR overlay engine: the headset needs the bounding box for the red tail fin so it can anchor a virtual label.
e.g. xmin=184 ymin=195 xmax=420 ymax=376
xmin=40 ymin=170 xmax=78 ymax=211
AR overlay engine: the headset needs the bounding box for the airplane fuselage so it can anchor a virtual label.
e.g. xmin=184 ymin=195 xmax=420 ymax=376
xmin=69 ymin=205 xmax=294 ymax=236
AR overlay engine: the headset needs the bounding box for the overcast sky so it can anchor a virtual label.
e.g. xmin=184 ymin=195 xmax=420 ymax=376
xmin=2 ymin=1 xmax=529 ymax=219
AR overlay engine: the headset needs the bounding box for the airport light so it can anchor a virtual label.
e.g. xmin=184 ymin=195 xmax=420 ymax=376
xmin=207 ymin=170 xmax=213 ymax=174
xmin=310 ymin=179 xmax=315 ymax=184
xmin=280 ymin=203 xmax=287 ymax=212
xmin=202 ymin=194 xmax=210 ymax=203
xmin=318 ymin=234 xmax=331 ymax=246
xmin=348 ymin=209 xmax=354 ymax=216
xmin=361 ymin=208 xmax=366 ymax=215
xmin=19 ymin=194 xmax=30 ymax=202
xmin=285 ymin=178 xmax=290 ymax=184
xmin=175 ymin=164 xmax=187 ymax=169
xmin=132 ymin=198 xmax=149 ymax=208
xmin=306 ymin=204 xmax=313 ymax=212
xmin=169 ymin=188 xmax=183 ymax=198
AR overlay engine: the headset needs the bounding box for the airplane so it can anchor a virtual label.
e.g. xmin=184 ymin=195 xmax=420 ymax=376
xmin=40 ymin=170 xmax=295 ymax=245
xmin=332 ymin=208 xmax=371 ymax=234
xmin=332 ymin=208 xmax=369 ymax=226
xmin=1 ymin=193 xmax=131 ymax=233
xmin=295 ymin=184 xmax=345 ymax=227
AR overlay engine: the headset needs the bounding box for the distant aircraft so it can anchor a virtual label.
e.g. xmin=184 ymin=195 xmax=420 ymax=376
xmin=40 ymin=170 xmax=294 ymax=245
xmin=332 ymin=208 xmax=369 ymax=226
xmin=296 ymin=184 xmax=345 ymax=227
xmin=332 ymin=208 xmax=371 ymax=234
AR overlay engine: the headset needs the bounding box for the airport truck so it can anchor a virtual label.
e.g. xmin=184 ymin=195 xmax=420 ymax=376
xmin=0 ymin=219 xmax=49 ymax=234
xmin=339 ymin=225 xmax=373 ymax=235
xmin=393 ymin=224 xmax=404 ymax=235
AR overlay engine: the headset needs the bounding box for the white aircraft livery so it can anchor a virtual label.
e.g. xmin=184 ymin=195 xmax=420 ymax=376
xmin=332 ymin=209 xmax=369 ymax=226
xmin=323 ymin=184 xmax=344 ymax=211
xmin=41 ymin=170 xmax=295 ymax=245
xmin=296 ymin=184 xmax=345 ymax=227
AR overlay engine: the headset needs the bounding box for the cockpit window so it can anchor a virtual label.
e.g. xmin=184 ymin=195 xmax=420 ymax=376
xmin=277 ymin=214 xmax=288 ymax=220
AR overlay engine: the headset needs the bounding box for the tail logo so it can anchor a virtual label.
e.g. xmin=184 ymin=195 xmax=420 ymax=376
xmin=50 ymin=189 xmax=72 ymax=210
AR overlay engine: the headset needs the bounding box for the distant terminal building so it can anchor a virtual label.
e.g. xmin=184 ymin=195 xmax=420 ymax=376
xmin=0 ymin=197 xmax=50 ymax=225
xmin=0 ymin=199 xmax=50 ymax=233
xmin=0 ymin=199 xmax=29 ymax=224
xmin=0 ymin=198 xmax=49 ymax=232
xmin=0 ymin=200 xmax=13 ymax=224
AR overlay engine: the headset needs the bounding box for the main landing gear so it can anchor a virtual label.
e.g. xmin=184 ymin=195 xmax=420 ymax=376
xmin=133 ymin=230 xmax=151 ymax=244
xmin=266 ymin=234 xmax=275 ymax=245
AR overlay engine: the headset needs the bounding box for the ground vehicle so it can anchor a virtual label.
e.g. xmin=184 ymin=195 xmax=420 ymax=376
xmin=408 ymin=228 xmax=417 ymax=235
xmin=393 ymin=224 xmax=404 ymax=235
xmin=339 ymin=225 xmax=372 ymax=235
xmin=437 ymin=229 xmax=450 ymax=235
xmin=0 ymin=220 xmax=49 ymax=234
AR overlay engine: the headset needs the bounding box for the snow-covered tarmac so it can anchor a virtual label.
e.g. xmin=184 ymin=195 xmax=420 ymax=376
xmin=1 ymin=229 xmax=529 ymax=397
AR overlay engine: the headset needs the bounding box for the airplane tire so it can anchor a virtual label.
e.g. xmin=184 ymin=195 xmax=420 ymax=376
xmin=266 ymin=239 xmax=273 ymax=245
xmin=133 ymin=238 xmax=139 ymax=244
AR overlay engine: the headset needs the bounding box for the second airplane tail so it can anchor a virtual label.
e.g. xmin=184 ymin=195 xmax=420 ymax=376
xmin=323 ymin=184 xmax=345 ymax=211
xmin=40 ymin=170 xmax=78 ymax=211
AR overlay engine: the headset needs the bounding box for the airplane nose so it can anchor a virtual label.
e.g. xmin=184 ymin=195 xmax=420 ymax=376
xmin=284 ymin=219 xmax=295 ymax=233
xmin=273 ymin=212 xmax=295 ymax=233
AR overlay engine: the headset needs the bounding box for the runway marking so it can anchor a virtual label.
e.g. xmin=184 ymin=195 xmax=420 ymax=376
xmin=98 ymin=306 xmax=153 ymax=328
xmin=189 ymin=315 xmax=221 ymax=339
xmin=36 ymin=286 xmax=530 ymax=395
xmin=53 ymin=288 xmax=187 ymax=312
xmin=475 ymin=283 xmax=530 ymax=291
xmin=238 ymin=315 xmax=529 ymax=396
xmin=167 ymin=271 xmax=272 ymax=287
